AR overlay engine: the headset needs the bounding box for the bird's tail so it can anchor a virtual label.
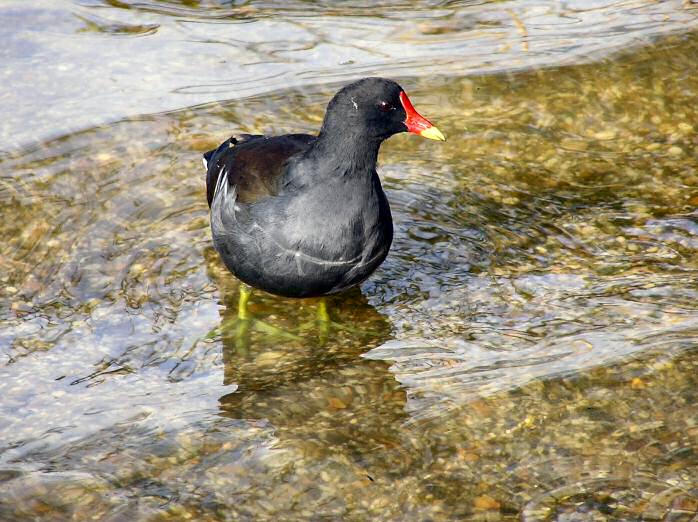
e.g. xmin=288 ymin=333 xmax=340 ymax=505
xmin=203 ymin=137 xmax=236 ymax=170
xmin=202 ymin=148 xmax=215 ymax=170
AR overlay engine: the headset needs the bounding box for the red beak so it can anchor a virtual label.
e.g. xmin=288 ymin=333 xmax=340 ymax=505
xmin=399 ymin=91 xmax=446 ymax=141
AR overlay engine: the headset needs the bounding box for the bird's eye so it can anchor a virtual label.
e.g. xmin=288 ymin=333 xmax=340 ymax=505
xmin=378 ymin=101 xmax=394 ymax=113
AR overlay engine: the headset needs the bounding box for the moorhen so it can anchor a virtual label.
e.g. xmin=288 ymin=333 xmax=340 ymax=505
xmin=204 ymin=77 xmax=444 ymax=318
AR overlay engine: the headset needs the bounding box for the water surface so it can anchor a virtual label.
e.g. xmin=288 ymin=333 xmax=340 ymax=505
xmin=3 ymin=0 xmax=697 ymax=149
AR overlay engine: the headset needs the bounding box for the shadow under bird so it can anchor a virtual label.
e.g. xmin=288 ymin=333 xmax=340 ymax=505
xmin=203 ymin=77 xmax=445 ymax=319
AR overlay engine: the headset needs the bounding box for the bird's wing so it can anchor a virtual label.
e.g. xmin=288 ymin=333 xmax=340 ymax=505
xmin=204 ymin=133 xmax=315 ymax=208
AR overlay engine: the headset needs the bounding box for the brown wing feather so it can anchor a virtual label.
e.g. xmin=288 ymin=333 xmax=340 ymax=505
xmin=205 ymin=134 xmax=315 ymax=207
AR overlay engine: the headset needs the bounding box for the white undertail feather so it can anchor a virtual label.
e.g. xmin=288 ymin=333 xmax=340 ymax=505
xmin=211 ymin=168 xmax=231 ymax=234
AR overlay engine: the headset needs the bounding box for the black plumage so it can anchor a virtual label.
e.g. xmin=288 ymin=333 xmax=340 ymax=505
xmin=204 ymin=77 xmax=444 ymax=298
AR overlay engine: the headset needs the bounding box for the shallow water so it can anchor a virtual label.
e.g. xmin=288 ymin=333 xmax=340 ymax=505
xmin=2 ymin=1 xmax=698 ymax=520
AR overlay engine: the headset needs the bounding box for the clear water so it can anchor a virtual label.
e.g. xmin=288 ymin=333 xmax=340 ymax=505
xmin=2 ymin=1 xmax=698 ymax=520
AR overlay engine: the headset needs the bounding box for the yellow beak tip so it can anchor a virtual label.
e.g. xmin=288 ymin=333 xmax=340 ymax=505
xmin=419 ymin=126 xmax=446 ymax=142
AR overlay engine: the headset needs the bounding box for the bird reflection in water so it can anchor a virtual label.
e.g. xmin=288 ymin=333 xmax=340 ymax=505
xmin=205 ymin=258 xmax=409 ymax=461
xmin=217 ymin=297 xmax=412 ymax=479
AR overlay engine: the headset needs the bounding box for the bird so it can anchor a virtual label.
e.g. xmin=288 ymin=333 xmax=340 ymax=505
xmin=203 ymin=77 xmax=444 ymax=321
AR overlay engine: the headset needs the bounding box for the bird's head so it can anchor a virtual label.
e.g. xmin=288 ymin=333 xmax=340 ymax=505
xmin=321 ymin=77 xmax=446 ymax=142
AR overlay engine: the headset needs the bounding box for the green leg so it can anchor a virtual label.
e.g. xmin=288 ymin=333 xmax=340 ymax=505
xmin=238 ymin=284 xmax=301 ymax=340
xmin=238 ymin=284 xmax=252 ymax=320
xmin=231 ymin=285 xmax=252 ymax=354
xmin=234 ymin=314 xmax=251 ymax=355
xmin=196 ymin=284 xmax=300 ymax=355
xmin=317 ymin=297 xmax=330 ymax=345
xmin=317 ymin=298 xmax=330 ymax=323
